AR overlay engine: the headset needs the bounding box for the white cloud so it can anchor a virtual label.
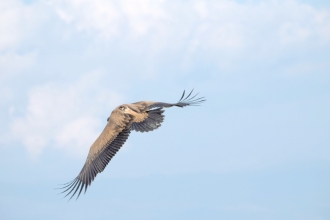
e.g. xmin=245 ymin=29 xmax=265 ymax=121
xmin=47 ymin=0 xmax=330 ymax=53
xmin=276 ymin=1 xmax=330 ymax=46
xmin=0 ymin=0 xmax=41 ymax=51
xmin=0 ymin=1 xmax=44 ymax=83
xmin=2 ymin=0 xmax=330 ymax=162
xmin=9 ymin=71 xmax=124 ymax=158
xmin=0 ymin=51 xmax=37 ymax=81
xmin=0 ymin=0 xmax=24 ymax=51
xmin=48 ymin=0 xmax=172 ymax=43
xmin=50 ymin=0 xmax=121 ymax=38
xmin=0 ymin=87 xmax=13 ymax=103
xmin=0 ymin=0 xmax=328 ymax=83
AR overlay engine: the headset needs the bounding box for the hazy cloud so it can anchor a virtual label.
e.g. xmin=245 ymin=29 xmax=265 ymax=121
xmin=1 ymin=0 xmax=329 ymax=165
xmin=0 ymin=51 xmax=37 ymax=81
xmin=48 ymin=0 xmax=330 ymax=52
xmin=9 ymin=71 xmax=124 ymax=158
xmin=0 ymin=0 xmax=47 ymax=51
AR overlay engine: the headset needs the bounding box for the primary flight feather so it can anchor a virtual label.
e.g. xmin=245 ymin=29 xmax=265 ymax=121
xmin=59 ymin=90 xmax=205 ymax=200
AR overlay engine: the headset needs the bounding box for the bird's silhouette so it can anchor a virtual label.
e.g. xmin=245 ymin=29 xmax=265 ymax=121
xmin=58 ymin=90 xmax=205 ymax=200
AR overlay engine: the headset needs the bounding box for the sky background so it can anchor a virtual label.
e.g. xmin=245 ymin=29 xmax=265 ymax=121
xmin=0 ymin=0 xmax=330 ymax=219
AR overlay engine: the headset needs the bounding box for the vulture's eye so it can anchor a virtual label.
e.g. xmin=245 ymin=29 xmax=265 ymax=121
xmin=119 ymin=106 xmax=125 ymax=111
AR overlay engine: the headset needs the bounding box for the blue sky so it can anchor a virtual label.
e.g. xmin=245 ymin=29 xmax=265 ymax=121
xmin=0 ymin=0 xmax=329 ymax=219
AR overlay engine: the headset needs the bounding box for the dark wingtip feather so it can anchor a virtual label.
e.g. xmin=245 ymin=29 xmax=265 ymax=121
xmin=176 ymin=89 xmax=206 ymax=107
xmin=179 ymin=90 xmax=186 ymax=102
xmin=54 ymin=179 xmax=76 ymax=190
xmin=56 ymin=177 xmax=86 ymax=201
xmin=76 ymin=182 xmax=85 ymax=200
xmin=68 ymin=181 xmax=82 ymax=200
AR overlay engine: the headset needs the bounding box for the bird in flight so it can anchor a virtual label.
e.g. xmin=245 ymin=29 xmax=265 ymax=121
xmin=59 ymin=90 xmax=205 ymax=200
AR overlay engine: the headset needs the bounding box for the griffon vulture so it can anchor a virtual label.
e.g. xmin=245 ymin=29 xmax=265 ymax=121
xmin=59 ymin=90 xmax=205 ymax=200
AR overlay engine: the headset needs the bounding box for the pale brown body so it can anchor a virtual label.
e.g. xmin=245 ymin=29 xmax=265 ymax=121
xmin=60 ymin=91 xmax=205 ymax=200
xmin=88 ymin=101 xmax=153 ymax=161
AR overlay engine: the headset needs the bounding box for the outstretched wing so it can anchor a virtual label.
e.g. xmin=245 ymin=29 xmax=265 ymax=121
xmin=130 ymin=90 xmax=205 ymax=133
xmin=58 ymin=111 xmax=131 ymax=200
xmin=148 ymin=89 xmax=206 ymax=109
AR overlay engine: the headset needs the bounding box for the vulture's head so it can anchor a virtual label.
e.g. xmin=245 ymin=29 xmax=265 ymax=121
xmin=116 ymin=104 xmax=139 ymax=116
xmin=107 ymin=104 xmax=145 ymax=123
